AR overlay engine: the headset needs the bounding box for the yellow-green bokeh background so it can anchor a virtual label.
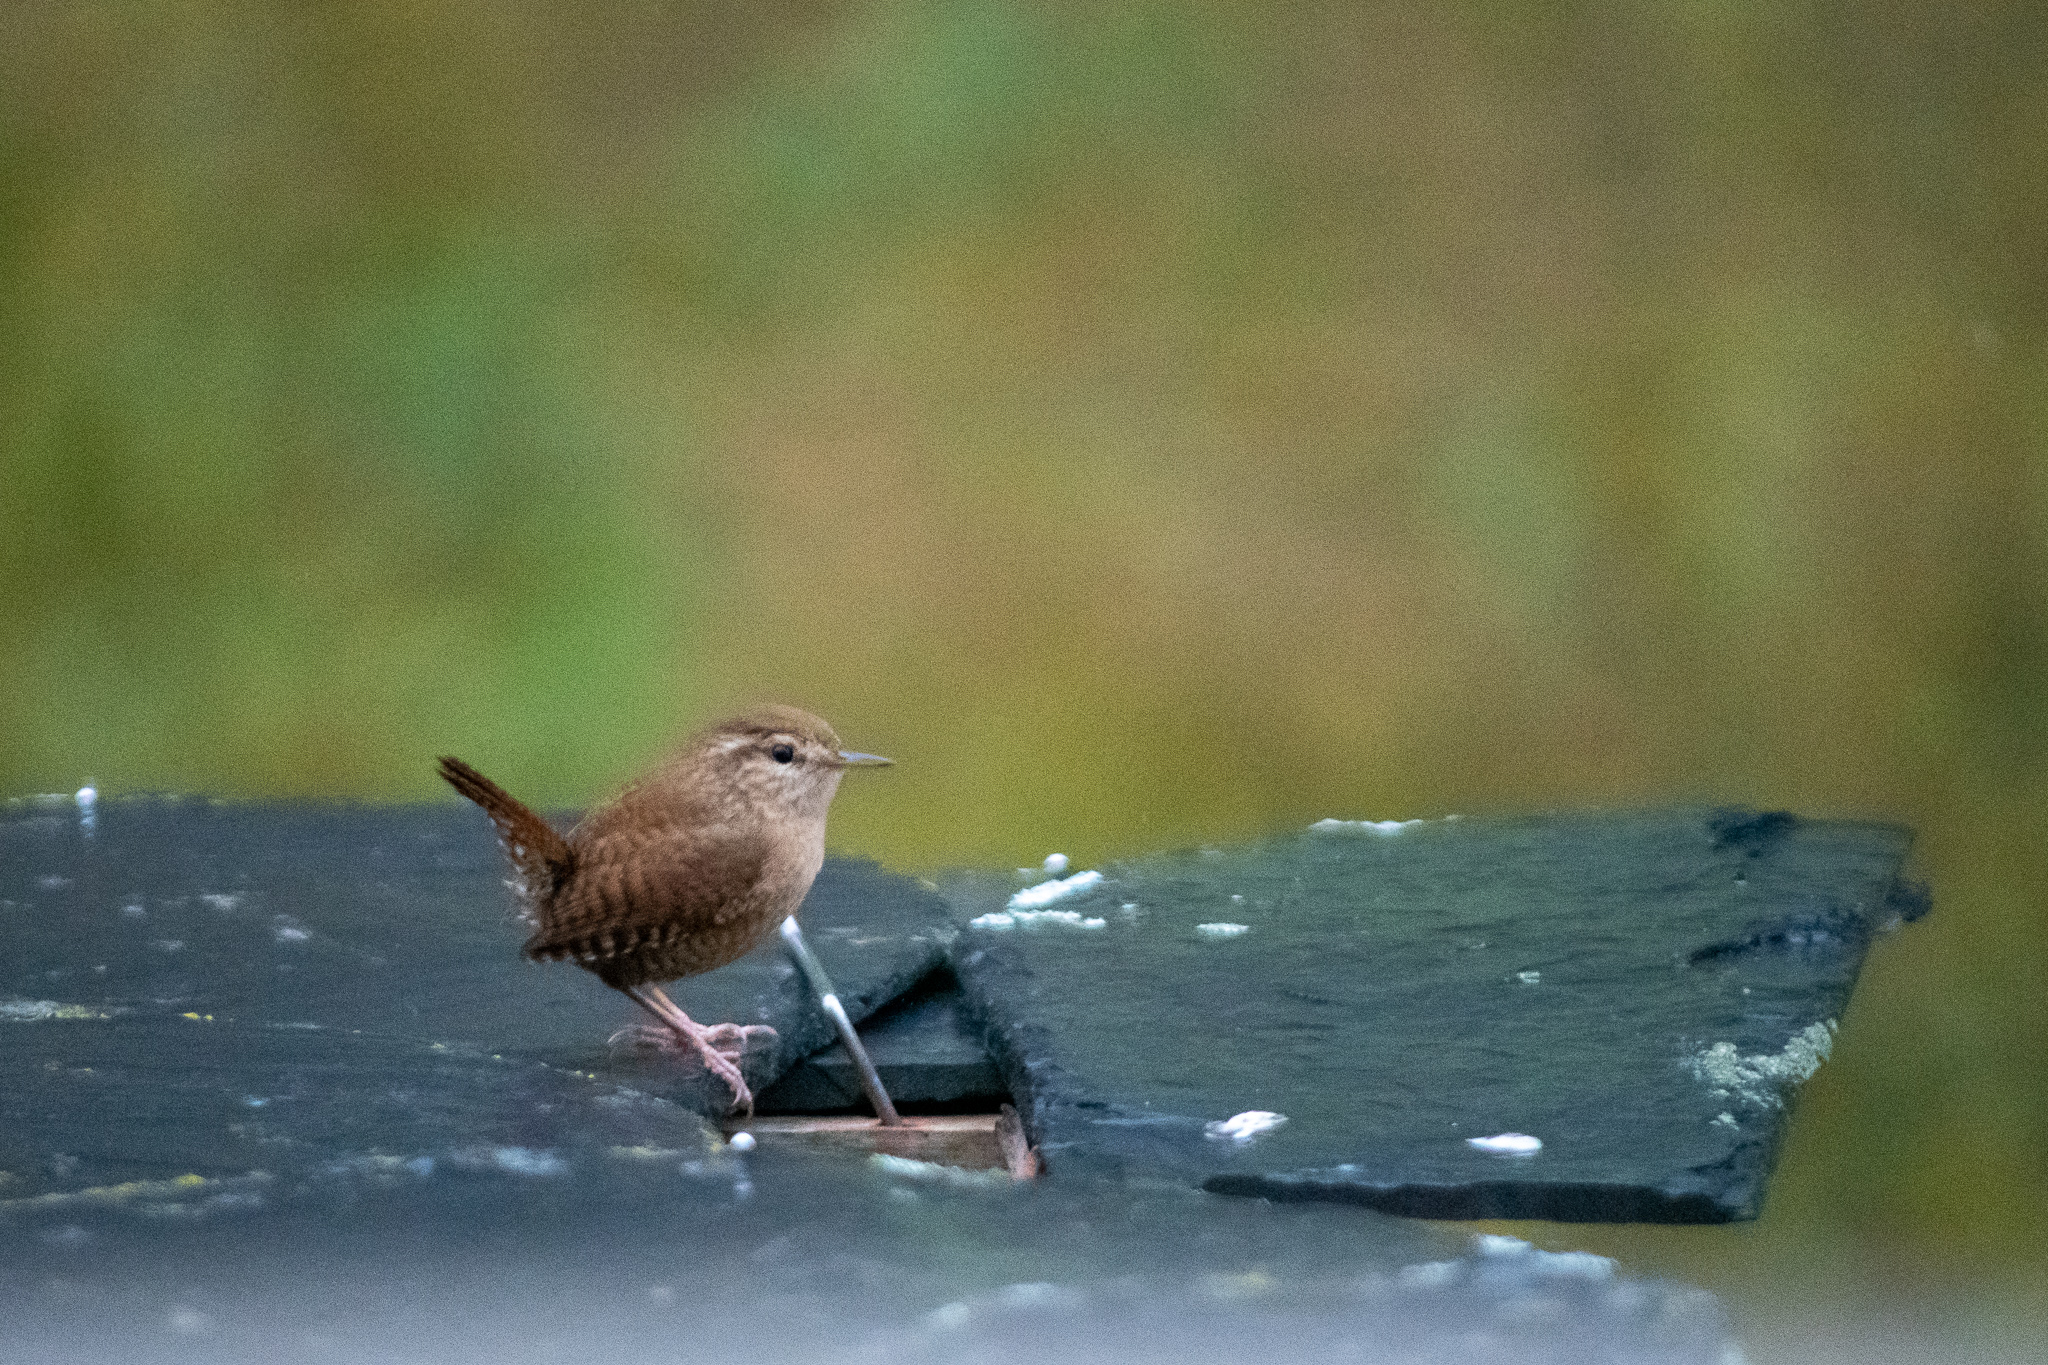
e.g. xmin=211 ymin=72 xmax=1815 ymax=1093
xmin=4 ymin=1 xmax=2043 ymax=1355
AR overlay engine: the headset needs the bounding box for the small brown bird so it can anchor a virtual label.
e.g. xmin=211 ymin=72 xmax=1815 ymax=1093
xmin=437 ymin=705 xmax=891 ymax=1116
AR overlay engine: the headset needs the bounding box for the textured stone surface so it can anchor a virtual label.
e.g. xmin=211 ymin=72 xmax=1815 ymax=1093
xmin=947 ymin=808 xmax=1924 ymax=1222
xmin=0 ymin=1143 xmax=1735 ymax=1365
xmin=0 ymin=794 xmax=951 ymax=1148
xmin=0 ymin=796 xmax=1748 ymax=1362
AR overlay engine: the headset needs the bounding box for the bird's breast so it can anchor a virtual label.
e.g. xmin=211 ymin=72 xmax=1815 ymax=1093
xmin=546 ymin=820 xmax=828 ymax=987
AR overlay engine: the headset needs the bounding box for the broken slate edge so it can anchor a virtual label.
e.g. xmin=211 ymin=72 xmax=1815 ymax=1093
xmin=944 ymin=807 xmax=1925 ymax=1223
xmin=722 ymin=1114 xmax=1021 ymax=1174
xmin=755 ymin=968 xmax=1007 ymax=1114
xmin=1204 ymin=1174 xmax=1732 ymax=1224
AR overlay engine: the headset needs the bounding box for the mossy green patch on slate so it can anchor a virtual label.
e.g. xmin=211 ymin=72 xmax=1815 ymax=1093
xmin=946 ymin=808 xmax=1923 ymax=1222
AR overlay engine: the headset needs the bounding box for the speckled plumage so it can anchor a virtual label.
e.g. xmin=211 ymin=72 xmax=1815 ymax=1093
xmin=438 ymin=705 xmax=889 ymax=1114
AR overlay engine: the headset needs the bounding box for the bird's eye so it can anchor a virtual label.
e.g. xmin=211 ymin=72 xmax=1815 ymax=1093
xmin=771 ymin=743 xmax=796 ymax=764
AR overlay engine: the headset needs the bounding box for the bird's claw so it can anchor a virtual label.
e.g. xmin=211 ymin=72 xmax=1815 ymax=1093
xmin=608 ymin=1022 xmax=680 ymax=1054
xmin=701 ymin=1022 xmax=779 ymax=1054
xmin=605 ymin=1019 xmax=771 ymax=1115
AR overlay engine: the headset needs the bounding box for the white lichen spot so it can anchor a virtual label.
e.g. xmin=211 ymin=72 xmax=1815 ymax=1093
xmin=1007 ymin=869 xmax=1104 ymax=910
xmin=1 ymin=999 xmax=114 ymax=1022
xmin=1473 ymin=1234 xmax=1614 ymax=1280
xmin=1205 ymin=1110 xmax=1288 ymax=1143
xmin=926 ymin=1302 xmax=972 ymax=1330
xmin=1311 ymin=817 xmax=1425 ymax=835
xmin=1515 ymin=971 xmax=1542 ymax=985
xmin=200 ymin=894 xmax=241 ymax=912
xmin=489 ymin=1147 xmax=566 ymax=1177
xmin=1712 ymin=1112 xmax=1739 ymax=1129
xmin=1467 ymin=1133 xmax=1543 ymax=1156
xmin=274 ymin=924 xmax=310 ymax=943
xmin=1687 ymin=1021 xmax=1836 ymax=1109
xmin=1196 ymin=922 xmax=1250 ymax=939
xmin=971 ymin=908 xmax=1106 ymax=930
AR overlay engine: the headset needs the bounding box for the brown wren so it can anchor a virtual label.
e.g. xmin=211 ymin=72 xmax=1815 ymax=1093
xmin=437 ymin=705 xmax=892 ymax=1116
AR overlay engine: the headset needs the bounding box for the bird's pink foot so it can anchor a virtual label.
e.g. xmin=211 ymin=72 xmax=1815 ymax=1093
xmin=615 ymin=985 xmax=765 ymax=1117
xmin=609 ymin=1022 xmax=681 ymax=1053
xmin=699 ymin=1022 xmax=779 ymax=1057
xmin=608 ymin=1021 xmax=776 ymax=1063
xmin=692 ymin=1039 xmax=755 ymax=1117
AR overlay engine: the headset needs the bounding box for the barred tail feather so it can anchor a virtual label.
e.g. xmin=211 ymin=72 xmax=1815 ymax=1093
xmin=437 ymin=755 xmax=574 ymax=915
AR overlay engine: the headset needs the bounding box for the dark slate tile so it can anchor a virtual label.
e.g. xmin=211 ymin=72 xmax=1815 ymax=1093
xmin=0 ymin=1154 xmax=1738 ymax=1365
xmin=754 ymin=970 xmax=1008 ymax=1112
xmin=945 ymin=808 xmax=1923 ymax=1222
xmin=0 ymin=796 xmax=1741 ymax=1363
xmin=0 ymin=795 xmax=952 ymax=1159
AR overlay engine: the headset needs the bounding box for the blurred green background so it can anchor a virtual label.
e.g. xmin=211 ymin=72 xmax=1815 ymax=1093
xmin=3 ymin=0 xmax=2042 ymax=1356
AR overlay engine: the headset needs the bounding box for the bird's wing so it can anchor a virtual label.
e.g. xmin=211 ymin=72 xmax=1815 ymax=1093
xmin=522 ymin=820 xmax=769 ymax=959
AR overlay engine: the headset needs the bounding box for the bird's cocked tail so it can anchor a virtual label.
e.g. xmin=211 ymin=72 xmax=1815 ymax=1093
xmin=437 ymin=756 xmax=575 ymax=913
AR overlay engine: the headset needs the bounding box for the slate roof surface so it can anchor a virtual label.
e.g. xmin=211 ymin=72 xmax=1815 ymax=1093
xmin=945 ymin=808 xmax=1921 ymax=1221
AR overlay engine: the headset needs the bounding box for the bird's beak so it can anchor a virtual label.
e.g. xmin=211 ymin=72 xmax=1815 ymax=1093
xmin=836 ymin=751 xmax=894 ymax=767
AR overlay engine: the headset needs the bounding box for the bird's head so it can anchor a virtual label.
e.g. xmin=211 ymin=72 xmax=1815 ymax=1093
xmin=690 ymin=705 xmax=892 ymax=824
